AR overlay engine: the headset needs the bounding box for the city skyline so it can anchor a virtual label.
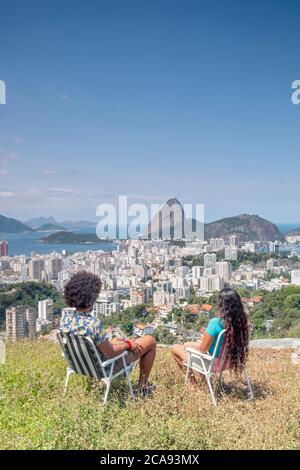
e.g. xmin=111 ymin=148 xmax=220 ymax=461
xmin=1 ymin=1 xmax=300 ymax=222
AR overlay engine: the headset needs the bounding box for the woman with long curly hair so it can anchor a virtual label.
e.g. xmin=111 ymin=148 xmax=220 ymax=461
xmin=172 ymin=288 xmax=249 ymax=374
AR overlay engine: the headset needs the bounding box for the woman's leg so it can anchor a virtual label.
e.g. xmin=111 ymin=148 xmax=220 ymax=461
xmin=171 ymin=343 xmax=204 ymax=384
xmin=171 ymin=344 xmax=187 ymax=371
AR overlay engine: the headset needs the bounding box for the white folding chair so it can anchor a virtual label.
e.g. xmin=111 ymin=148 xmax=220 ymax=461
xmin=185 ymin=329 xmax=254 ymax=406
xmin=57 ymin=332 xmax=137 ymax=405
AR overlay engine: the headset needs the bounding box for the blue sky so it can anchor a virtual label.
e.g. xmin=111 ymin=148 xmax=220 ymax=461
xmin=0 ymin=0 xmax=300 ymax=223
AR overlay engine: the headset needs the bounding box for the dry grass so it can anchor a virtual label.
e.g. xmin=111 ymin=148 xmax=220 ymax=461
xmin=0 ymin=340 xmax=299 ymax=449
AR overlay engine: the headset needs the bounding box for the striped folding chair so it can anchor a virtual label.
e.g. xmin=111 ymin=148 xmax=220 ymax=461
xmin=184 ymin=328 xmax=254 ymax=406
xmin=57 ymin=331 xmax=137 ymax=405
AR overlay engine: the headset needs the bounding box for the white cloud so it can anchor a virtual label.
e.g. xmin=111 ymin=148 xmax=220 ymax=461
xmin=59 ymin=93 xmax=71 ymax=103
xmin=23 ymin=187 xmax=80 ymax=198
xmin=0 ymin=187 xmax=80 ymax=201
xmin=0 ymin=152 xmax=19 ymax=164
xmin=0 ymin=191 xmax=17 ymax=198
xmin=12 ymin=136 xmax=24 ymax=144
xmin=40 ymin=170 xmax=56 ymax=177
xmin=127 ymin=193 xmax=172 ymax=202
xmin=0 ymin=169 xmax=8 ymax=176
xmin=50 ymin=187 xmax=78 ymax=194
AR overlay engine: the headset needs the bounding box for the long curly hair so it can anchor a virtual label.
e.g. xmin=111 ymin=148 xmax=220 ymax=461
xmin=217 ymin=288 xmax=249 ymax=372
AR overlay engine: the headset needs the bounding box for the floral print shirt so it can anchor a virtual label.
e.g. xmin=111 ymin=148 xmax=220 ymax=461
xmin=60 ymin=310 xmax=109 ymax=346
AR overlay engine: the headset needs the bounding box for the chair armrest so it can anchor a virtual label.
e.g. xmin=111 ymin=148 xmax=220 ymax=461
xmin=186 ymin=347 xmax=213 ymax=362
xmin=102 ymin=350 xmax=128 ymax=367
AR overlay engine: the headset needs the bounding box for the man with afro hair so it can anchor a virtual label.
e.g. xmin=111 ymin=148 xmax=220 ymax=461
xmin=60 ymin=271 xmax=156 ymax=397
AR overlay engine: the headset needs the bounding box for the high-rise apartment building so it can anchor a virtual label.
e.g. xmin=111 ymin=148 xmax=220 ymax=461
xmin=209 ymin=238 xmax=225 ymax=251
xmin=269 ymin=241 xmax=280 ymax=254
xmin=216 ymin=261 xmax=232 ymax=282
xmin=6 ymin=306 xmax=26 ymax=341
xmin=29 ymin=258 xmax=45 ymax=281
xmin=0 ymin=240 xmax=8 ymax=257
xmin=225 ymin=247 xmax=238 ymax=261
xmin=49 ymin=256 xmax=63 ymax=280
xmin=6 ymin=306 xmax=36 ymax=341
xmin=204 ymin=253 xmax=217 ymax=267
xmin=25 ymin=307 xmax=37 ymax=340
xmin=229 ymin=235 xmax=237 ymax=247
xmin=175 ymin=286 xmax=190 ymax=301
xmin=130 ymin=288 xmax=146 ymax=306
xmin=291 ymin=270 xmax=300 ymax=286
xmin=200 ymin=275 xmax=224 ymax=293
xmin=192 ymin=266 xmax=205 ymax=279
xmin=38 ymin=299 xmax=54 ymax=322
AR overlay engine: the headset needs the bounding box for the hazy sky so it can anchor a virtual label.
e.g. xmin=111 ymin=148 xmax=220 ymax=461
xmin=1 ymin=0 xmax=300 ymax=223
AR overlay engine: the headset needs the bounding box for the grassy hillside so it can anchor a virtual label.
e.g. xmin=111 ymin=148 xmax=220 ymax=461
xmin=0 ymin=340 xmax=299 ymax=450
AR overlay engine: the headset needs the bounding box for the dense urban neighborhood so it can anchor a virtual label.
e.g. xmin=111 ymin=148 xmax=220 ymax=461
xmin=1 ymin=234 xmax=300 ymax=343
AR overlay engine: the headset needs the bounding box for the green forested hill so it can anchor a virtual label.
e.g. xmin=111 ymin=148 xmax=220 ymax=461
xmin=0 ymin=282 xmax=65 ymax=327
xmin=39 ymin=231 xmax=107 ymax=243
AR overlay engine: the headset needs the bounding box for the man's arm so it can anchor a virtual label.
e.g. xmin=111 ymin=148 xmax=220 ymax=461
xmin=97 ymin=339 xmax=142 ymax=358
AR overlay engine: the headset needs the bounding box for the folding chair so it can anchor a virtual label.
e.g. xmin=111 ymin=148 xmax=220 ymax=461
xmin=57 ymin=331 xmax=137 ymax=404
xmin=184 ymin=328 xmax=254 ymax=406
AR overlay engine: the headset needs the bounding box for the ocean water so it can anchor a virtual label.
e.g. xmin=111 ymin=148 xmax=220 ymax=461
xmin=277 ymin=223 xmax=300 ymax=234
xmin=1 ymin=223 xmax=300 ymax=257
xmin=0 ymin=228 xmax=116 ymax=257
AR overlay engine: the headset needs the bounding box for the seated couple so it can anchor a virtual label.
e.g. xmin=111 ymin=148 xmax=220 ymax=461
xmin=60 ymin=272 xmax=249 ymax=396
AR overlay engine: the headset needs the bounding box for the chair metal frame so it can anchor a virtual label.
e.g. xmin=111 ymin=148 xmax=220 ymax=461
xmin=57 ymin=332 xmax=137 ymax=405
xmin=185 ymin=329 xmax=254 ymax=406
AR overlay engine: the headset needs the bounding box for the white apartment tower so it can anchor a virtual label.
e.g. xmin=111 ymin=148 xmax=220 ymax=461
xmin=200 ymin=275 xmax=224 ymax=293
xmin=291 ymin=270 xmax=300 ymax=286
xmin=38 ymin=299 xmax=54 ymax=322
xmin=204 ymin=253 xmax=217 ymax=267
xmin=230 ymin=235 xmax=237 ymax=247
xmin=225 ymin=247 xmax=238 ymax=261
xmin=216 ymin=261 xmax=232 ymax=282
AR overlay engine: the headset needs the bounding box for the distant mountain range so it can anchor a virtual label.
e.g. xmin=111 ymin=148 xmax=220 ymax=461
xmin=60 ymin=220 xmax=97 ymax=229
xmin=0 ymin=215 xmax=33 ymax=233
xmin=146 ymin=199 xmax=284 ymax=242
xmin=0 ymin=214 xmax=96 ymax=234
xmin=25 ymin=216 xmax=59 ymax=228
xmin=205 ymin=213 xmax=284 ymax=242
xmin=285 ymin=228 xmax=300 ymax=236
xmin=25 ymin=216 xmax=96 ymax=230
xmin=0 ymin=206 xmax=287 ymax=242
xmin=33 ymin=223 xmax=68 ymax=232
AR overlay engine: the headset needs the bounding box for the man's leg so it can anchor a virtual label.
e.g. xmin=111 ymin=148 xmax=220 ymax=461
xmin=134 ymin=336 xmax=156 ymax=388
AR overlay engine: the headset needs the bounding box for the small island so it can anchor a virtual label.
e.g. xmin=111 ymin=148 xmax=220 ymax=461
xmin=39 ymin=231 xmax=111 ymax=244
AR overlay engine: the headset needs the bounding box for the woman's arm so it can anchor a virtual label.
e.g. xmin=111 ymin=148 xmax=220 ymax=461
xmin=191 ymin=332 xmax=214 ymax=354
